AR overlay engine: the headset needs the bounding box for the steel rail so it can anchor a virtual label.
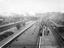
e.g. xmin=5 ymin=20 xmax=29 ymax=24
xmin=48 ymin=20 xmax=64 ymax=40
xmin=0 ymin=21 xmax=25 ymax=32
xmin=0 ymin=21 xmax=36 ymax=48
xmin=49 ymin=20 xmax=64 ymax=27
xmin=0 ymin=21 xmax=24 ymax=28
xmin=0 ymin=21 xmax=33 ymax=36
xmin=47 ymin=20 xmax=64 ymax=47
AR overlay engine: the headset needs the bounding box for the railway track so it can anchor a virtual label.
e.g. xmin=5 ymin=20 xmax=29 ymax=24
xmin=0 ymin=21 xmax=25 ymax=32
xmin=0 ymin=21 xmax=36 ymax=48
xmin=46 ymin=19 xmax=64 ymax=47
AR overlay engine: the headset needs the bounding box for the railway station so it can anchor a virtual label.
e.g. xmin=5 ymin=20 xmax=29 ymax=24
xmin=0 ymin=0 xmax=64 ymax=48
xmin=0 ymin=16 xmax=64 ymax=48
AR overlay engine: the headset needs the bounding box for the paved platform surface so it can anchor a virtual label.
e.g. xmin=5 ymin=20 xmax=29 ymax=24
xmin=39 ymin=27 xmax=59 ymax=48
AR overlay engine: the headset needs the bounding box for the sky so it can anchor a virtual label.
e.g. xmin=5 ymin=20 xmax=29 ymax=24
xmin=0 ymin=0 xmax=64 ymax=16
